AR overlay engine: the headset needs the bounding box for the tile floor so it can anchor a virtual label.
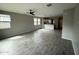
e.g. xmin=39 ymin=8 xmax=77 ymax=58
xmin=0 ymin=29 xmax=74 ymax=55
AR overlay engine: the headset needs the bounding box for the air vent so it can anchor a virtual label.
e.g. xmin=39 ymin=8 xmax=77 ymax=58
xmin=46 ymin=3 xmax=52 ymax=7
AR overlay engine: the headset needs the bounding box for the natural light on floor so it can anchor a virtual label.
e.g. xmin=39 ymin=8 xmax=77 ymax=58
xmin=8 ymin=36 xmax=24 ymax=40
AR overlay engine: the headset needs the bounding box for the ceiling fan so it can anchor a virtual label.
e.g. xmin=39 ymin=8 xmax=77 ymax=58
xmin=26 ymin=9 xmax=35 ymax=15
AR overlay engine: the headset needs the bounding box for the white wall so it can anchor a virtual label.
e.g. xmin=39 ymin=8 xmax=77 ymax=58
xmin=0 ymin=10 xmax=42 ymax=39
xmin=62 ymin=4 xmax=79 ymax=54
xmin=62 ymin=8 xmax=75 ymax=40
xmin=72 ymin=5 xmax=79 ymax=55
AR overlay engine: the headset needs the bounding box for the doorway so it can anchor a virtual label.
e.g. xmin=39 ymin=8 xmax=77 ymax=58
xmin=43 ymin=18 xmax=54 ymax=30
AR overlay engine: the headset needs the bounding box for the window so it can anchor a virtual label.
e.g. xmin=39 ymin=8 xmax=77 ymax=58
xmin=34 ymin=18 xmax=38 ymax=25
xmin=38 ymin=18 xmax=41 ymax=25
xmin=0 ymin=14 xmax=11 ymax=29
xmin=34 ymin=18 xmax=41 ymax=25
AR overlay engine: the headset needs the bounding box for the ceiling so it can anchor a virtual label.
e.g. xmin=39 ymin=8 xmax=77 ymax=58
xmin=0 ymin=3 xmax=77 ymax=17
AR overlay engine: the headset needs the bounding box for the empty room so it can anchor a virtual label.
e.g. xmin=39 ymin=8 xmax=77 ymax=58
xmin=0 ymin=3 xmax=79 ymax=55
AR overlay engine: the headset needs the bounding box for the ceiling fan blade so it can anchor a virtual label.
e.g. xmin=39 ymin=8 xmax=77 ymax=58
xmin=26 ymin=12 xmax=35 ymax=15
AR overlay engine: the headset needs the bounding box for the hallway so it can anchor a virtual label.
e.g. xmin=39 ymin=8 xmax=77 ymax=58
xmin=0 ymin=29 xmax=74 ymax=55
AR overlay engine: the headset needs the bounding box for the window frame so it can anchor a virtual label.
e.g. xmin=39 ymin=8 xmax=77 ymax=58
xmin=37 ymin=18 xmax=41 ymax=25
xmin=33 ymin=18 xmax=41 ymax=26
xmin=0 ymin=14 xmax=11 ymax=29
xmin=34 ymin=18 xmax=38 ymax=25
